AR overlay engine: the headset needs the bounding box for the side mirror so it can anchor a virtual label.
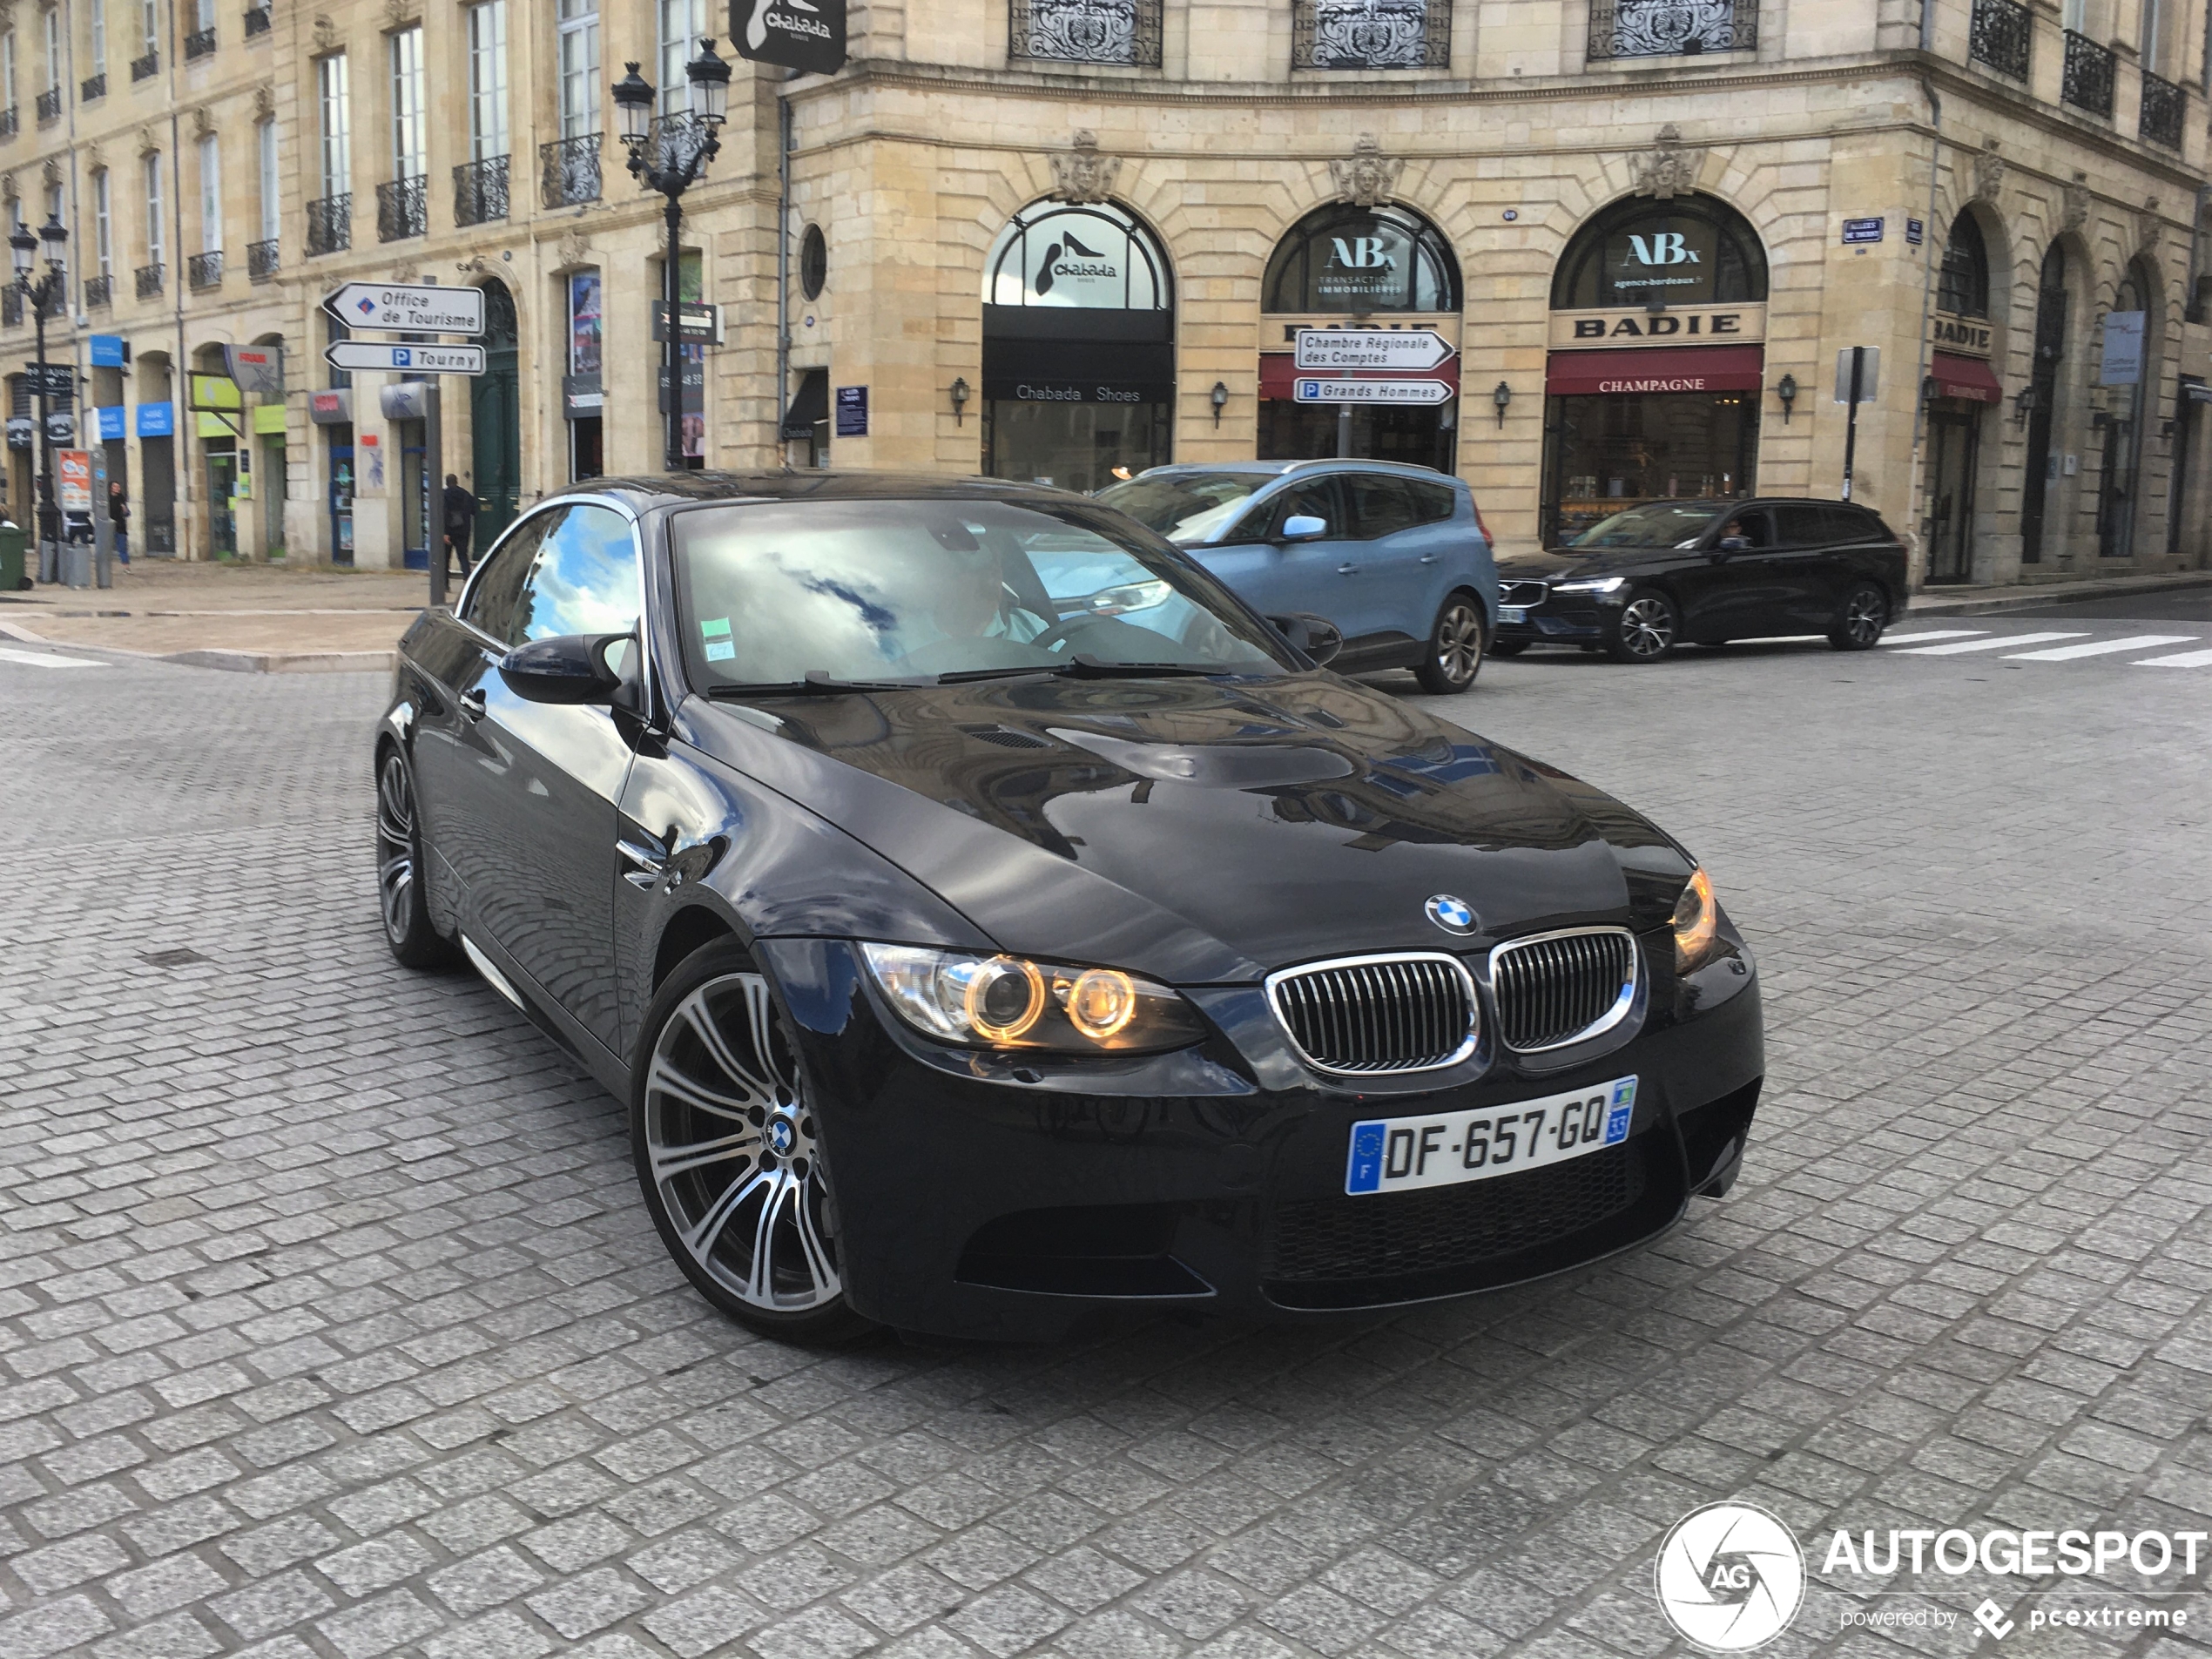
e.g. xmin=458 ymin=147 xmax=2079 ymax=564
xmin=1279 ymin=514 xmax=1329 ymax=543
xmin=1267 ymin=611 xmax=1344 ymax=668
xmin=500 ymin=632 xmax=630 ymax=705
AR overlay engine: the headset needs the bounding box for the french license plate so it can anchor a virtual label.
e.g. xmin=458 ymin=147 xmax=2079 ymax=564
xmin=1498 ymin=605 xmax=1527 ymax=624
xmin=1345 ymin=1076 xmax=1637 ymax=1196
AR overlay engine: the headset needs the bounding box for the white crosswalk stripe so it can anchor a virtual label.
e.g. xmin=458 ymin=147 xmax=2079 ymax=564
xmin=2003 ymin=633 xmax=2198 ymax=661
xmin=2133 ymin=647 xmax=2212 ymax=668
xmin=1880 ymin=630 xmax=1988 ymax=644
xmin=1890 ymin=631 xmax=2088 ymax=656
xmin=0 ymin=646 xmax=103 ymax=670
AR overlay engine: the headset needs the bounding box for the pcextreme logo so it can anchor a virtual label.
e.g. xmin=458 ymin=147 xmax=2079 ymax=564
xmin=1655 ymin=1503 xmax=1806 ymax=1651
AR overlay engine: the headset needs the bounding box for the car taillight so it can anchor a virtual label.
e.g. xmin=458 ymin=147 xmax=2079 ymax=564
xmin=1473 ymin=500 xmax=1495 ymax=550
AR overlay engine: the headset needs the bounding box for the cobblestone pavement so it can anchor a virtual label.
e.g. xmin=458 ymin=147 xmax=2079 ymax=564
xmin=1 ymin=634 xmax=2207 ymax=1659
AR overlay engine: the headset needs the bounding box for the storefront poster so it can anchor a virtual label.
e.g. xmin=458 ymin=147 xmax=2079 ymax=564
xmin=57 ymin=450 xmax=91 ymax=513
xmin=834 ymin=386 xmax=868 ymax=437
xmin=2099 ymin=311 xmax=2145 ymax=386
xmin=570 ymin=273 xmax=602 ymax=375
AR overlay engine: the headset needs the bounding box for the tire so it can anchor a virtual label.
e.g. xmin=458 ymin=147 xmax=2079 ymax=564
xmin=375 ymin=746 xmax=457 ymax=969
xmin=1488 ymin=638 xmax=1529 ymax=658
xmin=1603 ymin=588 xmax=1679 ymax=663
xmin=631 ymin=939 xmax=874 ymax=1344
xmin=1828 ymin=582 xmax=1888 ymax=651
xmin=1413 ymin=591 xmax=1486 ymax=693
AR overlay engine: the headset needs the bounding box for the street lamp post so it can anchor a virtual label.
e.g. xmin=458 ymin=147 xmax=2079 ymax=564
xmin=11 ymin=213 xmax=68 ymax=582
xmin=612 ymin=43 xmax=731 ymax=473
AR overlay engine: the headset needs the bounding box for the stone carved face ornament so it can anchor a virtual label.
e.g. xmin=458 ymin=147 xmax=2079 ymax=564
xmin=1329 ymin=136 xmax=1404 ymax=209
xmin=1973 ymin=147 xmax=2006 ymax=204
xmin=1049 ymin=132 xmax=1123 ymax=206
xmin=1632 ymin=125 xmax=1700 ymax=200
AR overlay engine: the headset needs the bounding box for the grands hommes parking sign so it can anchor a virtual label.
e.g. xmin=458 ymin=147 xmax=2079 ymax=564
xmin=732 ymin=0 xmax=846 ymax=74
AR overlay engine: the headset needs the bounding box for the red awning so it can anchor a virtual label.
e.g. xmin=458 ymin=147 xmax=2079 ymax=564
xmin=1258 ymin=353 xmax=1460 ymax=400
xmin=1931 ymin=352 xmax=2002 ymax=404
xmin=1544 ymin=346 xmax=1765 ymax=396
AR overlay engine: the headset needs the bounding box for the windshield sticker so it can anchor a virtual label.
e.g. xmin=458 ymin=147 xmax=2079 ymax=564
xmin=701 ymin=617 xmax=732 ymax=638
xmin=705 ymin=640 xmax=736 ymax=662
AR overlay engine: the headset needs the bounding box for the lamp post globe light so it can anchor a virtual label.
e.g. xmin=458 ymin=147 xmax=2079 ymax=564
xmin=614 ymin=41 xmax=731 ymax=472
xmin=11 ymin=212 xmax=68 ymax=580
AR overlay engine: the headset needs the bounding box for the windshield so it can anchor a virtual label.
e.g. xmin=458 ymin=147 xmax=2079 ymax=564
xmin=669 ymin=498 xmax=1291 ymax=688
xmin=1094 ymin=472 xmax=1272 ymax=545
xmin=1568 ymin=501 xmax=1728 ymax=549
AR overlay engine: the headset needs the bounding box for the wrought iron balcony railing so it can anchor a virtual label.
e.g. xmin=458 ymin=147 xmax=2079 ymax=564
xmin=455 ymin=154 xmax=509 ymax=226
xmin=1292 ymin=0 xmax=1447 ymax=68
xmin=244 ymin=5 xmax=272 ymax=37
xmin=1008 ymin=0 xmax=1163 ymax=66
xmin=132 ymin=51 xmax=159 ymax=81
xmin=377 ymin=174 xmax=428 ymax=241
xmin=1589 ymin=0 xmax=1756 ymax=57
xmin=189 ymin=251 xmax=223 ymax=289
xmin=541 ymin=134 xmax=602 ymax=206
xmin=35 ymin=88 xmax=61 ymax=124
xmin=305 ymin=192 xmax=351 ymax=255
xmin=2139 ymin=70 xmax=2186 ymax=147
xmin=2061 ymin=30 xmax=2115 ymax=115
xmin=1968 ymin=0 xmax=2031 ymax=78
xmin=247 ymin=237 xmax=279 ymax=279
xmin=135 ymin=262 xmax=165 ymax=299
xmin=2 ymin=290 xmax=20 ymax=327
xmin=84 ymin=274 xmax=112 ymax=309
xmin=81 ymin=73 xmax=107 ymax=102
xmin=0 ymin=108 xmax=17 ymax=140
xmin=185 ymin=27 xmax=217 ymax=60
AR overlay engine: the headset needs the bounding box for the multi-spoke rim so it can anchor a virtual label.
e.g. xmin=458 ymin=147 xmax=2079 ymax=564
xmin=1844 ymin=588 xmax=1885 ymax=645
xmin=1433 ymin=601 xmax=1484 ymax=685
xmin=644 ymin=973 xmax=842 ymax=1314
xmin=375 ymin=752 xmax=417 ymax=946
xmin=1619 ymin=597 xmax=1676 ymax=658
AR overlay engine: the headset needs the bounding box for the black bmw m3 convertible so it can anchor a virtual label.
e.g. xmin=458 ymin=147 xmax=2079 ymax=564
xmin=374 ymin=472 xmax=1763 ymax=1342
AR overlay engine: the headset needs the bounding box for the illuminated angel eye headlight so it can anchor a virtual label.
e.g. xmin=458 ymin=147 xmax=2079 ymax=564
xmin=1671 ymin=867 xmax=1720 ymax=973
xmin=860 ymin=945 xmax=1204 ymax=1055
xmin=1551 ymin=576 xmax=1626 ymax=594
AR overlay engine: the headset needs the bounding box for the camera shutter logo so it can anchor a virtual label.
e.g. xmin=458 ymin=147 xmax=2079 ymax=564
xmin=1655 ymin=1502 xmax=1804 ymax=1651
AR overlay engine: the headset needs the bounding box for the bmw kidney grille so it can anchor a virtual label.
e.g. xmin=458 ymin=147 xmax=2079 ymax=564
xmin=1265 ymin=954 xmax=1479 ymax=1075
xmin=1489 ymin=927 xmax=1639 ymax=1051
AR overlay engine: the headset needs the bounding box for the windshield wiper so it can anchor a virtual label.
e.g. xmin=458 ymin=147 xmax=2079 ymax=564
xmin=934 ymin=665 xmax=1058 ymax=685
xmin=705 ymin=671 xmax=926 ymax=698
xmin=1052 ymin=655 xmax=1218 ymax=679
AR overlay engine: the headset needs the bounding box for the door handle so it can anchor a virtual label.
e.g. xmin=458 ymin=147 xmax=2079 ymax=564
xmin=1337 ymin=563 xmax=1357 ymax=576
xmin=618 ymin=836 xmax=669 ymax=889
xmin=458 ymin=688 xmax=486 ymax=722
xmin=1418 ymin=553 xmax=1440 ymax=564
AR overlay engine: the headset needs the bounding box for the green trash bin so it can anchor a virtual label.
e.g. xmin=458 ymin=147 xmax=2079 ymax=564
xmin=0 ymin=523 xmax=24 ymax=591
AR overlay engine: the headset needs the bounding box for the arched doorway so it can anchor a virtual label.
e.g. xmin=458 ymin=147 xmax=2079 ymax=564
xmin=2097 ymin=260 xmax=2157 ymax=560
xmin=1924 ymin=210 xmax=2005 ymax=583
xmin=981 ymin=201 xmax=1173 ymax=492
xmin=1257 ymin=203 xmax=1461 ymax=469
xmin=2019 ymin=241 xmax=2069 ymax=563
xmin=1542 ymin=193 xmax=1767 ymax=544
xmin=471 ymin=280 xmax=521 ymax=548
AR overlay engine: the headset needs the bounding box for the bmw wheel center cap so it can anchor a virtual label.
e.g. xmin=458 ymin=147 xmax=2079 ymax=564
xmin=1426 ymin=894 xmax=1476 ymax=935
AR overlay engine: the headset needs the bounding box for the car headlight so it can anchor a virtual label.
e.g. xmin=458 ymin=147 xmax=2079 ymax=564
xmin=860 ymin=944 xmax=1207 ymax=1055
xmin=1671 ymin=867 xmax=1720 ymax=973
xmin=1551 ymin=576 xmax=1626 ymax=594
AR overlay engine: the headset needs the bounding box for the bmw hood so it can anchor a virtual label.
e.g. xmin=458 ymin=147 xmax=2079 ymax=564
xmin=676 ymin=675 xmax=1693 ymax=985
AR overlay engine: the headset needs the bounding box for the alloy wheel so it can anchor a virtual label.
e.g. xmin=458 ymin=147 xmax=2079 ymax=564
xmin=642 ymin=974 xmax=842 ymax=1314
xmin=375 ymin=752 xmax=419 ymax=947
xmin=1433 ymin=601 xmax=1483 ymax=685
xmin=1844 ymin=588 xmax=1885 ymax=645
xmin=1618 ymin=597 xmax=1676 ymax=659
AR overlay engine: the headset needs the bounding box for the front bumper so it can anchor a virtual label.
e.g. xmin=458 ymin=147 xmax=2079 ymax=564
xmin=759 ymin=935 xmax=1764 ymax=1341
xmin=1495 ymin=581 xmax=1613 ymax=644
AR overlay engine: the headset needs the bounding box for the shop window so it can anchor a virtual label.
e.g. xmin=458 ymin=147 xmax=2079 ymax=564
xmin=1938 ymin=213 xmax=1990 ymax=318
xmin=1262 ymin=203 xmax=1460 ymax=314
xmin=1549 ymin=193 xmax=1767 ymax=309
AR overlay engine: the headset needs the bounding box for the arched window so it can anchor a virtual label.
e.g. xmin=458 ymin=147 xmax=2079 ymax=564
xmin=1549 ymin=193 xmax=1767 ymax=309
xmin=1938 ymin=213 xmax=1990 ymax=318
xmin=984 ymin=200 xmax=1170 ymax=312
xmin=1262 ymin=203 xmax=1460 ymax=314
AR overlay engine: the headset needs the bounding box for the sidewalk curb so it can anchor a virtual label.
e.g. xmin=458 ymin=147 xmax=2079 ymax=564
xmin=161 ymin=648 xmax=399 ymax=674
xmin=1908 ymin=574 xmax=2212 ymax=617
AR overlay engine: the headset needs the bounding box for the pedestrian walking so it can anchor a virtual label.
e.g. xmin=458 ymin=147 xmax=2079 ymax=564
xmin=107 ymin=480 xmax=130 ymax=565
xmin=442 ymin=475 xmax=477 ymax=582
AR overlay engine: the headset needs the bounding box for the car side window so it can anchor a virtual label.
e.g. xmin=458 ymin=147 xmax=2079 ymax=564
xmin=462 ymin=511 xmax=557 ymax=642
xmin=1829 ymin=505 xmax=1883 ymax=543
xmin=1342 ymin=475 xmax=1419 ymax=540
xmin=1405 ymin=481 xmax=1458 ymax=527
xmin=1717 ymin=509 xmax=1775 ymax=549
xmin=1771 ymin=504 xmax=1831 ymax=547
xmin=504 ymin=504 xmax=643 ymax=646
xmin=1271 ymin=476 xmax=1345 ymax=538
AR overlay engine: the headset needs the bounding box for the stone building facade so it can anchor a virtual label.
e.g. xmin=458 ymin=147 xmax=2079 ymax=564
xmin=1 ymin=0 xmax=2204 ymax=584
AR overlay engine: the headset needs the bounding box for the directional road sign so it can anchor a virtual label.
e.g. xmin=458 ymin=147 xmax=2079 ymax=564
xmin=321 ymin=282 xmax=486 ymax=334
xmin=1293 ymin=377 xmax=1453 ymax=405
xmin=1293 ymin=328 xmax=1455 ymax=373
xmin=325 ymin=341 xmax=487 ymax=375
